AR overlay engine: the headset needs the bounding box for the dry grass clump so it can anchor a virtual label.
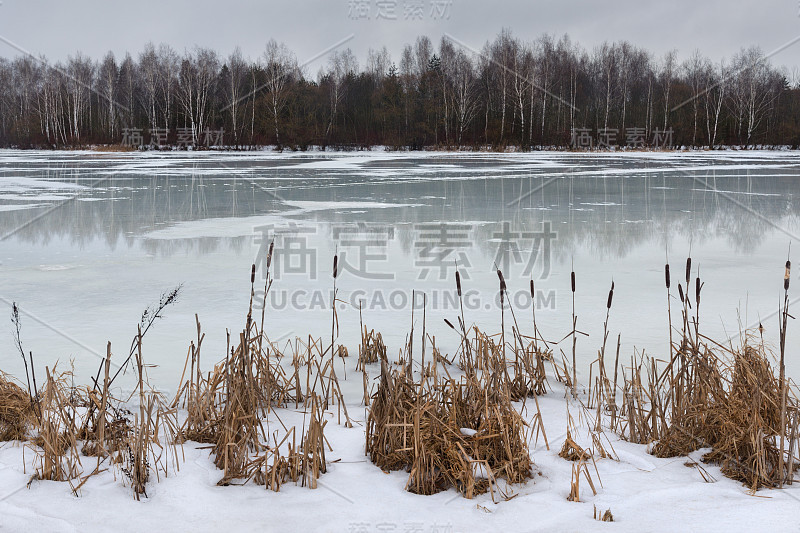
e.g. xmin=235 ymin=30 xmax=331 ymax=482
xmin=357 ymin=327 xmax=386 ymax=370
xmin=450 ymin=271 xmax=550 ymax=402
xmin=594 ymin=506 xmax=614 ymax=522
xmin=121 ymin=331 xmax=181 ymax=499
xmin=213 ymin=324 xmax=268 ymax=484
xmin=176 ymin=264 xmax=333 ymax=489
xmin=567 ymin=459 xmax=598 ymax=502
xmin=602 ymin=258 xmax=800 ymax=491
xmin=652 ymin=342 xmax=799 ymax=489
xmin=213 ymin=357 xmax=260 ymax=482
xmin=209 ymin=321 xmax=328 ymax=486
xmin=0 ymin=373 xmax=32 ymax=441
xmin=30 ymin=367 xmax=83 ymax=486
xmin=704 ymin=344 xmax=795 ymax=487
xmin=559 ymin=431 xmax=590 ymax=462
xmin=366 ymin=359 xmax=534 ymax=500
xmin=455 ymin=327 xmax=549 ymax=402
xmin=6 ymin=292 xmax=184 ymax=498
xmin=248 ymin=393 xmax=328 ymax=490
xmin=507 ymin=341 xmax=550 ymax=400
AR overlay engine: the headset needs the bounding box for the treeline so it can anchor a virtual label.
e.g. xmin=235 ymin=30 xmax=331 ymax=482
xmin=1 ymin=30 xmax=798 ymax=150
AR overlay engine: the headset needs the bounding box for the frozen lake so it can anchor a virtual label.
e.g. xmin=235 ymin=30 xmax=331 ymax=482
xmin=1 ymin=149 xmax=799 ymax=390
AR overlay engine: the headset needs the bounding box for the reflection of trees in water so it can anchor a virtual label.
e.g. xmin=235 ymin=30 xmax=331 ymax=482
xmin=1 ymin=169 xmax=282 ymax=251
xmin=311 ymin=168 xmax=799 ymax=263
xmin=2 ymin=163 xmax=798 ymax=261
xmin=140 ymin=235 xmax=250 ymax=257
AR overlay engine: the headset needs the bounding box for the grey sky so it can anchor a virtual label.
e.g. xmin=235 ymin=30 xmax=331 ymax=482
xmin=0 ymin=0 xmax=798 ymax=74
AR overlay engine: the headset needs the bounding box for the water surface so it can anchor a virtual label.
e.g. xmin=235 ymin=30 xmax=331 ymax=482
xmin=1 ymin=150 xmax=798 ymax=389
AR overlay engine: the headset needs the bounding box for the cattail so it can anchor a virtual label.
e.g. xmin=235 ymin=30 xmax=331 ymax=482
xmin=685 ymin=257 xmax=691 ymax=285
xmin=695 ymin=277 xmax=701 ymax=305
xmin=250 ymin=264 xmax=256 ymax=284
xmin=529 ymin=279 xmax=535 ymax=299
xmin=571 ymin=271 xmax=576 ymax=293
xmin=606 ymin=283 xmax=614 ymax=309
xmin=678 ymin=283 xmax=684 ymax=303
xmin=785 ymin=260 xmax=791 ymax=291
xmin=665 ymin=264 xmax=671 ymax=289
xmin=497 ymin=269 xmax=507 ymax=293
xmin=444 ymin=318 xmax=456 ymax=330
xmin=333 ymin=255 xmax=338 ymax=279
xmin=266 ymin=241 xmax=274 ymax=269
xmin=456 ymin=271 xmax=462 ymax=297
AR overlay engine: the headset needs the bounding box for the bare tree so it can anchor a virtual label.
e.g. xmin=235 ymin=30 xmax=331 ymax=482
xmin=176 ymin=48 xmax=219 ymax=146
xmin=683 ymin=50 xmax=706 ymax=147
xmin=65 ymin=54 xmax=94 ymax=142
xmin=97 ymin=52 xmax=119 ymax=139
xmin=451 ymin=49 xmax=479 ymax=145
xmin=660 ymin=50 xmax=677 ymax=130
xmin=263 ymin=39 xmax=297 ymax=147
xmin=118 ymin=53 xmax=137 ymax=128
xmin=324 ymin=48 xmax=357 ymax=141
xmin=703 ymin=59 xmax=726 ymax=147
xmin=139 ymin=43 xmax=161 ymax=132
xmin=224 ymin=47 xmax=248 ymax=147
xmin=399 ymin=45 xmax=415 ymax=136
xmin=157 ymin=44 xmax=179 ymax=135
xmin=729 ymin=46 xmax=782 ymax=146
xmin=366 ymin=46 xmax=391 ymax=83
xmin=491 ymin=28 xmax=515 ymax=143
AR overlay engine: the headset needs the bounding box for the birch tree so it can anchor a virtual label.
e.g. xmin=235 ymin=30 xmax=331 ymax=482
xmin=324 ymin=48 xmax=357 ymax=141
xmin=176 ymin=48 xmax=219 ymax=146
xmin=263 ymin=39 xmax=297 ymax=147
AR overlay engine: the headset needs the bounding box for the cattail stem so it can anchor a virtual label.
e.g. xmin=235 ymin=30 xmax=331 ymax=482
xmin=778 ymin=258 xmax=791 ymax=485
xmin=571 ymin=269 xmax=577 ymax=397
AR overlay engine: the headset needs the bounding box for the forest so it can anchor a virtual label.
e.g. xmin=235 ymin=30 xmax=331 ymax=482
xmin=0 ymin=30 xmax=798 ymax=149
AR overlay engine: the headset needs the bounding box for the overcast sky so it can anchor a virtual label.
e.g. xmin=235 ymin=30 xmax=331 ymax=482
xmin=0 ymin=0 xmax=799 ymax=74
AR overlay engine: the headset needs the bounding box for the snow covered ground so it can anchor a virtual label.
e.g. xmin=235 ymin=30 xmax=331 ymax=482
xmin=1 ymin=149 xmax=800 ymax=531
xmin=1 ymin=377 xmax=799 ymax=533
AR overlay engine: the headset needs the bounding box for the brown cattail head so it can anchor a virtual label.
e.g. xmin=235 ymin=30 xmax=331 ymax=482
xmin=606 ymin=283 xmax=614 ymax=309
xmin=678 ymin=283 xmax=684 ymax=303
xmin=695 ymin=277 xmax=701 ymax=305
xmin=266 ymin=241 xmax=274 ymax=269
xmin=785 ymin=260 xmax=791 ymax=291
xmin=497 ymin=269 xmax=507 ymax=293
xmin=529 ymin=279 xmax=535 ymax=299
xmin=444 ymin=318 xmax=456 ymax=330
xmin=333 ymin=255 xmax=338 ymax=279
xmin=250 ymin=264 xmax=256 ymax=284
xmin=665 ymin=264 xmax=671 ymax=289
xmin=571 ymin=271 xmax=576 ymax=293
xmin=456 ymin=271 xmax=462 ymax=297
xmin=685 ymin=257 xmax=691 ymax=285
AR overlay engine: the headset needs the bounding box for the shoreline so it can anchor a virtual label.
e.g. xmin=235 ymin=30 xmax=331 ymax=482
xmin=1 ymin=144 xmax=799 ymax=154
